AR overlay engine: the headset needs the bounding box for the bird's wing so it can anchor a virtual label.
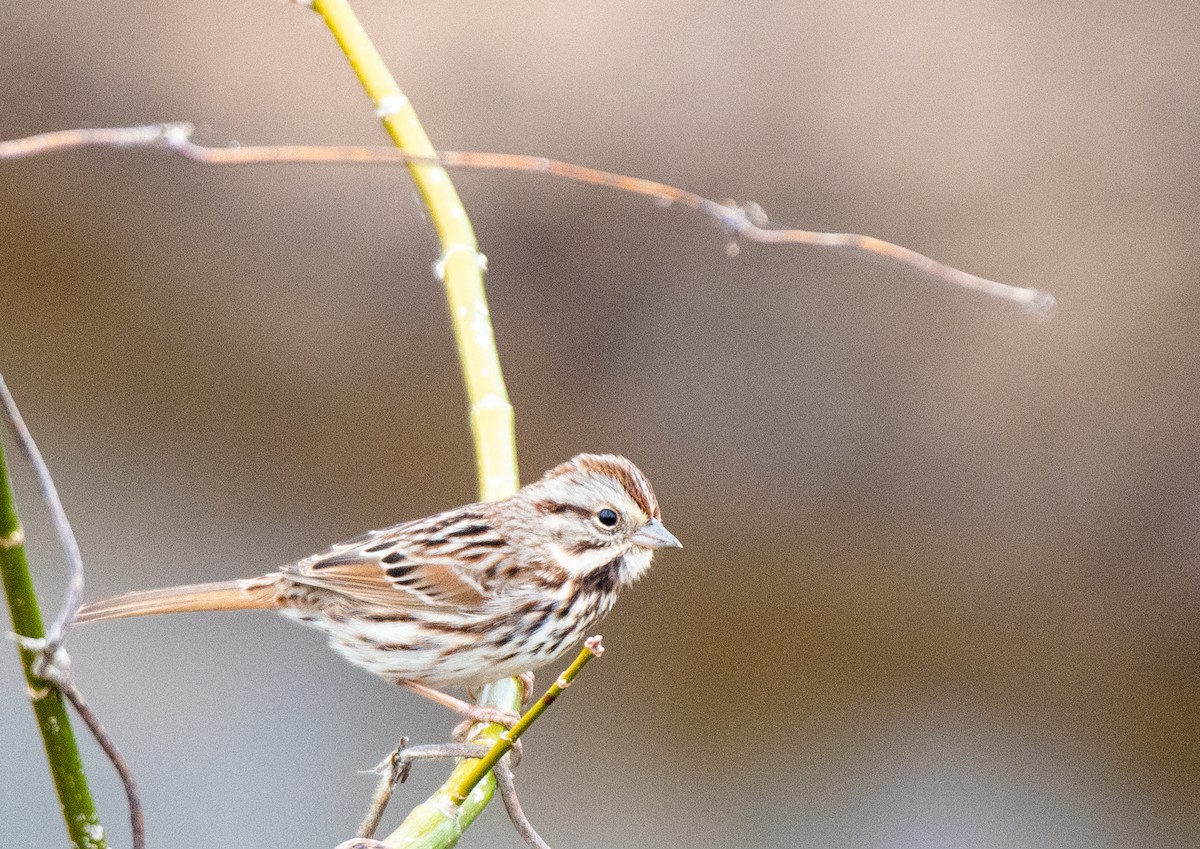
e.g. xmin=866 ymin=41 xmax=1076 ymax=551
xmin=280 ymin=506 xmax=507 ymax=611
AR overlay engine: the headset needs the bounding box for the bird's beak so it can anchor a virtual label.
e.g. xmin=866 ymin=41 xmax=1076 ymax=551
xmin=631 ymin=518 xmax=682 ymax=549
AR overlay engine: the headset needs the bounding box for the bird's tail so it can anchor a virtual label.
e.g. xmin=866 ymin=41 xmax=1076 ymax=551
xmin=75 ymin=577 xmax=279 ymax=624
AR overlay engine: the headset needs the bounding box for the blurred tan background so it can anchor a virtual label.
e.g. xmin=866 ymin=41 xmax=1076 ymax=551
xmin=3 ymin=1 xmax=1199 ymax=847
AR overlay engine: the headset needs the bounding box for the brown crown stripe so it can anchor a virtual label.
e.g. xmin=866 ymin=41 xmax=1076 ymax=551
xmin=570 ymin=455 xmax=660 ymax=519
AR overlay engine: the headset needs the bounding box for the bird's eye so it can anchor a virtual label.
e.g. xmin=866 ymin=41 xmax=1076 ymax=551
xmin=596 ymin=508 xmax=619 ymax=527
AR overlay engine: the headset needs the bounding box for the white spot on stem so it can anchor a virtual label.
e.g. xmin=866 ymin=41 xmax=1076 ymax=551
xmin=375 ymin=94 xmax=409 ymax=117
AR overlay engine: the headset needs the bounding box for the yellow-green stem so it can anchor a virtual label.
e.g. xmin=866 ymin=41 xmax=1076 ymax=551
xmin=308 ymin=2 xmax=519 ymax=845
xmin=311 ymin=0 xmax=517 ymax=502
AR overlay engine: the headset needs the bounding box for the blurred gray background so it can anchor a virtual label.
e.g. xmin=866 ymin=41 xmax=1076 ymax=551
xmin=3 ymin=1 xmax=1198 ymax=847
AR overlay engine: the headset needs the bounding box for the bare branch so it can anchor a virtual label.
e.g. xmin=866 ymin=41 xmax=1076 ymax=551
xmin=357 ymin=738 xmax=409 ymax=839
xmin=392 ymin=742 xmax=490 ymax=777
xmin=0 ymin=124 xmax=1055 ymax=315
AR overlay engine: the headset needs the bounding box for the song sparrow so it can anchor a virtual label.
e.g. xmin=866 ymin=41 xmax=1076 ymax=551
xmin=77 ymin=454 xmax=680 ymax=723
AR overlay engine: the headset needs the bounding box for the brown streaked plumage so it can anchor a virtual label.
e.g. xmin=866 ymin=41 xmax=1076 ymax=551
xmin=76 ymin=454 xmax=681 ymax=722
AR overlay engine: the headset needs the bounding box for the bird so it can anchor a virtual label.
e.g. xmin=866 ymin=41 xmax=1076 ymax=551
xmin=76 ymin=453 xmax=680 ymax=724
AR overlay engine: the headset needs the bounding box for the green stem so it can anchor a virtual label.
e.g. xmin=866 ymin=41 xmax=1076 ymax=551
xmin=0 ymin=434 xmax=107 ymax=849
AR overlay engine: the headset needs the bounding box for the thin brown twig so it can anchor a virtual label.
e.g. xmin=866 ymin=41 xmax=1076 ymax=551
xmin=32 ymin=655 xmax=145 ymax=849
xmin=0 ymin=377 xmax=145 ymax=849
xmin=357 ymin=737 xmax=409 ymax=839
xmin=495 ymin=757 xmax=551 ymax=849
xmin=356 ymin=740 xmax=489 ymax=838
xmin=0 ymin=377 xmax=84 ymax=653
xmin=0 ymin=124 xmax=1055 ymax=315
xmin=392 ymin=742 xmax=490 ymax=775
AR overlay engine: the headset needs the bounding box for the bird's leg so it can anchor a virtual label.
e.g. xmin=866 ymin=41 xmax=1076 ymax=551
xmin=400 ymin=681 xmax=521 ymax=728
xmin=468 ymin=672 xmax=533 ymax=706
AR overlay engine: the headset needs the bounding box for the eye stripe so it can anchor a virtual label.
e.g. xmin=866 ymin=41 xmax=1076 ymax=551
xmin=533 ymin=499 xmax=592 ymax=518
